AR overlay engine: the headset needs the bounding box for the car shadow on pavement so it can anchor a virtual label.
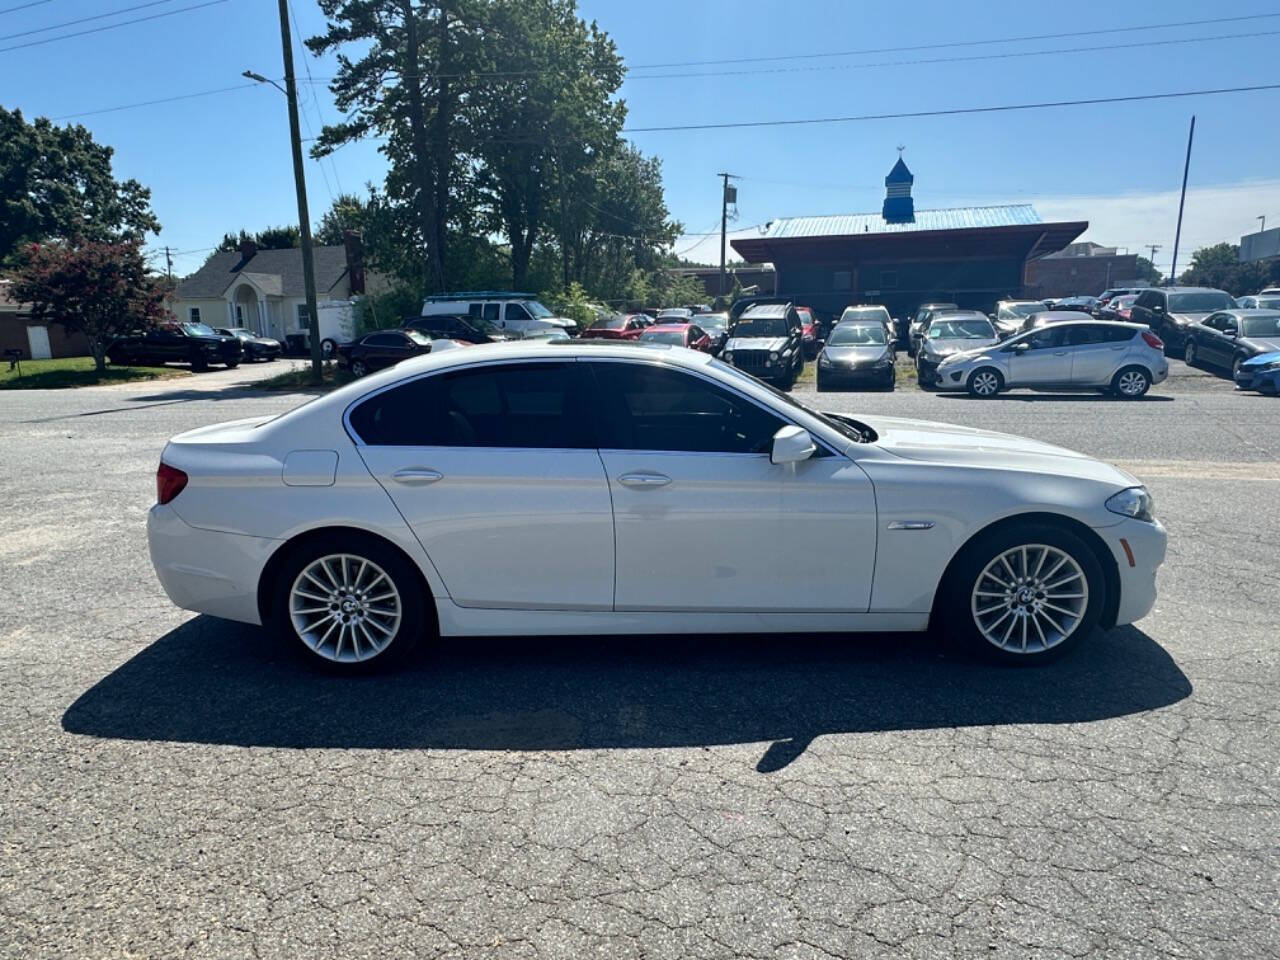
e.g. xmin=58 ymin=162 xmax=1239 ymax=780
xmin=62 ymin=618 xmax=1191 ymax=772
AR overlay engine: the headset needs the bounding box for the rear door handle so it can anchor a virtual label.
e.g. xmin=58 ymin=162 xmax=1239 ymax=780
xmin=618 ymin=472 xmax=672 ymax=488
xmin=1053 ymin=351 xmax=1068 ymax=355
xmin=392 ymin=468 xmax=443 ymax=485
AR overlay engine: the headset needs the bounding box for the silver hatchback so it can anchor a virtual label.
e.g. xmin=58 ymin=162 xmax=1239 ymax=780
xmin=933 ymin=321 xmax=1169 ymax=398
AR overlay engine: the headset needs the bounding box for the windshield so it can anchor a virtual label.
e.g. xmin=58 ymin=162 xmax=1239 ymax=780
xmin=1241 ymin=314 xmax=1280 ymax=337
xmin=700 ymin=313 xmax=728 ymax=330
xmin=998 ymin=302 xmax=1042 ymax=319
xmin=591 ymin=315 xmax=628 ymax=329
xmin=827 ymin=323 xmax=886 ymax=346
xmin=406 ymin=330 xmax=432 ymax=345
xmin=1169 ymin=292 xmax=1234 ymax=312
xmin=708 ymin=357 xmax=873 ymax=444
xmin=840 ymin=307 xmax=890 ymax=323
xmin=183 ymin=322 xmax=218 ymax=337
xmin=731 ymin=317 xmax=787 ymax=338
xmin=658 ymin=309 xmax=691 ymax=319
xmin=525 ymin=301 xmax=554 ymax=318
xmin=929 ymin=318 xmax=994 ymax=339
xmin=640 ymin=330 xmax=686 ymax=345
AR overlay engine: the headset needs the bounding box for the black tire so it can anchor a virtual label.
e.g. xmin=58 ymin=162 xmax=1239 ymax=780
xmin=266 ymin=532 xmax=428 ymax=673
xmin=966 ymin=367 xmax=1003 ymax=398
xmin=816 ymin=376 xmax=829 ymax=393
xmin=1183 ymin=340 xmax=1199 ymax=368
xmin=321 ymin=338 xmax=337 ymax=358
xmin=1111 ymin=365 xmax=1151 ymax=399
xmin=351 ymin=358 xmax=369 ymax=378
xmin=224 ymin=359 xmax=240 ymax=369
xmin=936 ymin=520 xmax=1105 ymax=665
xmin=1231 ymin=355 xmax=1244 ymax=381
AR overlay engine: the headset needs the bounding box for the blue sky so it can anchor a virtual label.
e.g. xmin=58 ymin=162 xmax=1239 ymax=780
xmin=3 ymin=0 xmax=1279 ymax=278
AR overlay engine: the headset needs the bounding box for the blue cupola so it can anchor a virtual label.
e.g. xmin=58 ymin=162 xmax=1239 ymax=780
xmin=882 ymin=156 xmax=915 ymax=223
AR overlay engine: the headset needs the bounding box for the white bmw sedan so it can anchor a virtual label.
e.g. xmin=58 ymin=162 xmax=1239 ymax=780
xmin=148 ymin=341 xmax=1166 ymax=671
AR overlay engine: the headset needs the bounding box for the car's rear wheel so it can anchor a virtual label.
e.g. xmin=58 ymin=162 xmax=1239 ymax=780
xmin=351 ymin=358 xmax=369 ymax=377
xmin=321 ymin=338 xmax=337 ymax=358
xmin=939 ymin=523 xmax=1103 ymax=664
xmin=1112 ymin=366 xmax=1151 ymax=398
xmin=268 ymin=534 xmax=426 ymax=672
xmin=225 ymin=359 xmax=239 ymax=369
xmin=966 ymin=368 xmax=1003 ymax=397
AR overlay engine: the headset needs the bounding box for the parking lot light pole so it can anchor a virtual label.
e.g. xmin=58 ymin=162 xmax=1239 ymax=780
xmin=243 ymin=1 xmax=323 ymax=382
xmin=1169 ymin=115 xmax=1195 ymax=286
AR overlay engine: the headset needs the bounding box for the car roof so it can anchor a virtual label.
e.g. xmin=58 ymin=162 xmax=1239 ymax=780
xmin=1158 ymin=286 xmax=1231 ymax=294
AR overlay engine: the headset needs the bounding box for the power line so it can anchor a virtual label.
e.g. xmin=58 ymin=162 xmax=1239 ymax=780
xmin=288 ymin=0 xmax=344 ymax=201
xmin=628 ymin=11 xmax=1280 ymax=70
xmin=0 ymin=0 xmax=226 ymax=54
xmin=0 ymin=0 xmax=53 ymax=15
xmin=625 ymin=28 xmax=1280 ymax=81
xmin=623 ymin=82 xmax=1280 ymax=134
xmin=0 ymin=0 xmax=178 ymax=42
xmin=52 ymin=83 xmax=259 ymax=121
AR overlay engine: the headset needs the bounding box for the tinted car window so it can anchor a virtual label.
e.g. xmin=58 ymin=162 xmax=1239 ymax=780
xmin=588 ymin=362 xmax=784 ymax=454
xmin=1104 ymin=326 xmax=1137 ymax=343
xmin=1169 ymin=292 xmax=1234 ymax=312
xmin=365 ymin=333 xmax=404 ymax=347
xmin=483 ymin=303 xmax=501 ymax=324
xmin=1025 ymin=327 xmax=1066 ymax=350
xmin=348 ymin=362 xmax=592 ymax=448
xmin=1241 ymin=313 xmax=1280 ymax=337
xmin=1064 ymin=325 xmax=1109 ymax=345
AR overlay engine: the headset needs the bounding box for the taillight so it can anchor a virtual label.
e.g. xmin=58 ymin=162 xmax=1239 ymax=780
xmin=1141 ymin=331 xmax=1163 ymax=350
xmin=156 ymin=462 xmax=188 ymax=504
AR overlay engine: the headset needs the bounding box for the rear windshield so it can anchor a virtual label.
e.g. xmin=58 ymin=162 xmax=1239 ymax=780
xmin=1169 ymin=292 xmax=1234 ymax=312
xmin=929 ymin=318 xmax=994 ymax=339
xmin=640 ymin=330 xmax=686 ymax=345
xmin=998 ymin=302 xmax=1042 ymax=319
xmin=1241 ymin=314 xmax=1280 ymax=337
xmin=828 ymin=323 xmax=886 ymax=345
xmin=591 ymin=316 xmax=628 ymax=329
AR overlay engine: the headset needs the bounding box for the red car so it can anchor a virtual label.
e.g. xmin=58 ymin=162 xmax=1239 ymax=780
xmin=638 ymin=323 xmax=713 ymax=352
xmin=582 ymin=313 xmax=647 ymax=340
xmin=796 ymin=306 xmax=823 ymax=358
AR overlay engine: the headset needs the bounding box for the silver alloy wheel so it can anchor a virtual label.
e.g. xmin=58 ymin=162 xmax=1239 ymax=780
xmin=1184 ymin=342 xmax=1196 ymax=366
xmin=289 ymin=554 xmax=402 ymax=663
xmin=352 ymin=359 xmax=368 ymax=377
xmin=1117 ymin=370 xmax=1148 ymax=396
xmin=970 ymin=544 xmax=1089 ymax=655
xmin=322 ymin=338 xmax=335 ymax=358
xmin=971 ymin=370 xmax=1000 ymax=396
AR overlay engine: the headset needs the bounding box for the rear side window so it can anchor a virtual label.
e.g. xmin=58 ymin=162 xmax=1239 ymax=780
xmin=482 ymin=303 xmax=500 ymax=324
xmin=348 ymin=362 xmax=593 ymax=448
xmin=1064 ymin=326 xmax=1109 ymax=345
xmin=587 ymin=362 xmax=785 ymax=454
xmin=1104 ymin=326 xmax=1136 ymax=343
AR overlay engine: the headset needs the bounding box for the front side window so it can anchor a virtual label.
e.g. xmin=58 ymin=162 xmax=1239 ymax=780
xmin=1025 ymin=327 xmax=1066 ymax=350
xmin=364 ymin=333 xmax=404 ymax=347
xmin=589 ymin=362 xmax=784 ymax=454
xmin=348 ymin=362 xmax=592 ymax=449
xmin=1065 ymin=325 xmax=1109 ymax=345
xmin=506 ymin=303 xmax=532 ymax=323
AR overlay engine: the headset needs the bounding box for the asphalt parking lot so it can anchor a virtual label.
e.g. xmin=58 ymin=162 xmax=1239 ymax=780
xmin=1 ymin=360 xmax=1277 ymax=959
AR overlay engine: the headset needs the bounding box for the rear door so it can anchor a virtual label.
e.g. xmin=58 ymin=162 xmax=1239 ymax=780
xmin=1008 ymin=326 xmax=1071 ymax=386
xmin=1066 ymin=324 xmax=1129 ymax=386
xmin=352 ymin=360 xmax=615 ymax=610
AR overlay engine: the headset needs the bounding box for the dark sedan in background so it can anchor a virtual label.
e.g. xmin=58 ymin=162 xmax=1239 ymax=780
xmin=108 ymin=322 xmax=242 ymax=371
xmin=816 ymin=319 xmax=895 ymax=392
xmin=337 ymin=329 xmax=434 ymax=377
xmin=1183 ymin=310 xmax=1280 ymax=379
xmin=402 ymin=313 xmax=512 ymax=344
xmin=215 ymin=327 xmax=283 ymax=361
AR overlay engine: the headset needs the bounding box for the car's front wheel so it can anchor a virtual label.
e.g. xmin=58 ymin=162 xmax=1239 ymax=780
xmin=268 ymin=533 xmax=426 ymax=671
xmin=351 ymin=358 xmax=369 ymax=377
xmin=1183 ymin=341 xmax=1199 ymax=367
xmin=321 ymin=338 xmax=337 ymax=358
xmin=966 ymin=368 xmax=1003 ymax=397
xmin=939 ymin=522 xmax=1104 ymax=664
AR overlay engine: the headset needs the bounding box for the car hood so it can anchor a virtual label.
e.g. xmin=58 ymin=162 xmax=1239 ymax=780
xmin=922 ymin=336 xmax=998 ymax=357
xmin=823 ymin=345 xmax=890 ymax=363
xmin=725 ymin=336 xmax=789 ymax=352
xmin=859 ymin=415 xmax=1139 ymax=487
xmin=1241 ymin=349 xmax=1280 ymax=368
xmin=1240 ymin=336 xmax=1280 ymax=354
xmin=1168 ymin=312 xmax=1212 ymax=326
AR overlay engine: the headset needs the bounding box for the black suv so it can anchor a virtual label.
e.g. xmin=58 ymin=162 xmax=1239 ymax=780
xmin=1128 ymin=286 xmax=1236 ymax=357
xmin=401 ymin=313 xmax=514 ymax=344
xmin=722 ymin=300 xmax=805 ymax=388
xmin=108 ymin=321 xmax=242 ymax=371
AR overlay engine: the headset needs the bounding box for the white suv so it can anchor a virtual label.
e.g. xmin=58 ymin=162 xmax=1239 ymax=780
xmin=421 ymin=293 xmax=578 ymax=338
xmin=933 ymin=321 xmax=1168 ymax=398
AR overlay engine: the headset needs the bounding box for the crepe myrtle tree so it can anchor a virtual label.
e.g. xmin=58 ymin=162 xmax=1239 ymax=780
xmin=12 ymin=239 xmax=167 ymax=373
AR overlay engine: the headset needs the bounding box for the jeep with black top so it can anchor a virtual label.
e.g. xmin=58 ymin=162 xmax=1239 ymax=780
xmin=721 ymin=301 xmax=805 ymax=388
xmin=107 ymin=321 xmax=243 ymax=371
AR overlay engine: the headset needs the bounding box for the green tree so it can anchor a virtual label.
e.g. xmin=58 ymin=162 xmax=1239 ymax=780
xmin=313 ymin=192 xmax=375 ymax=245
xmin=1177 ymin=242 xmax=1274 ymax=295
xmin=12 ymin=240 xmax=167 ymax=373
xmin=0 ymin=107 xmax=159 ymax=265
xmin=1133 ymin=255 xmax=1162 ymax=285
xmin=217 ymin=226 xmax=301 ymax=252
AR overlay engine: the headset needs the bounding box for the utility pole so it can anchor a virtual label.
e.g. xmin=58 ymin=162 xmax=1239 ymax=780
xmin=258 ymin=0 xmax=322 ymax=382
xmin=718 ymin=173 xmax=738 ymax=302
xmin=1169 ymin=115 xmax=1195 ymax=286
xmin=1146 ymin=244 xmax=1161 ymax=263
xmin=164 ymin=246 xmax=173 ymax=282
xmin=1258 ymin=215 xmax=1267 ymax=234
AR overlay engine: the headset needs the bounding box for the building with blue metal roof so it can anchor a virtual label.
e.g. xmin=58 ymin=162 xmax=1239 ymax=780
xmin=730 ymin=157 xmax=1086 ymax=318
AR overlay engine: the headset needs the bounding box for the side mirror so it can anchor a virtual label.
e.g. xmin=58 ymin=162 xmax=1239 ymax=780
xmin=1153 ymin=304 xmax=1164 ymax=313
xmin=771 ymin=425 xmax=816 ymax=465
xmin=1224 ymin=326 xmax=1238 ymax=336
xmin=1012 ymin=342 xmax=1030 ymax=353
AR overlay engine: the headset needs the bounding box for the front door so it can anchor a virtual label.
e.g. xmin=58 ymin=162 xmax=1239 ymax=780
xmin=352 ymin=360 xmax=614 ymax=610
xmin=587 ymin=360 xmax=877 ymax=612
xmin=1198 ymin=314 xmax=1233 ymax=367
xmin=1008 ymin=326 xmax=1071 ymax=386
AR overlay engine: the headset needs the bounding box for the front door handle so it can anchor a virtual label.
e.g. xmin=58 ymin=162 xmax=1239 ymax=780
xmin=618 ymin=472 xmax=672 ymax=488
xmin=392 ymin=468 xmax=443 ymax=485
xmin=1053 ymin=350 xmax=1068 ymax=355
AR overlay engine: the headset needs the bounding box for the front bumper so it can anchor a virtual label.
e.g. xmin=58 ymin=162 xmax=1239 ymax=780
xmin=818 ymin=362 xmax=894 ymax=388
xmin=1236 ymin=367 xmax=1280 ymax=392
xmin=148 ymin=504 xmax=279 ymax=625
xmin=1097 ymin=516 xmax=1167 ymax=627
xmin=934 ymin=364 xmax=971 ymax=391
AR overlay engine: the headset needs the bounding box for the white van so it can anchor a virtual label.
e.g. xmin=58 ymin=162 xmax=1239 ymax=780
xmin=421 ymin=292 xmax=579 ymax=338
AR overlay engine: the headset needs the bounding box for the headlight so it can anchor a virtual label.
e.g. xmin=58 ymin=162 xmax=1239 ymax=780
xmin=1106 ymin=486 xmax=1155 ymax=522
xmin=770 ymin=351 xmax=780 ymax=360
